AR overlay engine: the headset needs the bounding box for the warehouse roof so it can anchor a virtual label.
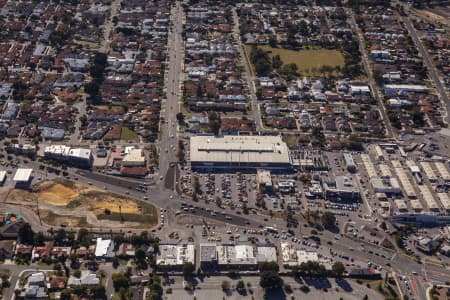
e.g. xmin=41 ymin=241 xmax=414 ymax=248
xmin=190 ymin=135 xmax=290 ymax=165
xmin=420 ymin=162 xmax=437 ymax=181
xmin=418 ymin=185 xmax=439 ymax=210
xmin=410 ymin=200 xmax=423 ymax=211
xmin=435 ymin=162 xmax=450 ymax=181
xmin=437 ymin=193 xmax=450 ymax=210
xmin=394 ymin=199 xmax=407 ymax=211
xmin=361 ymin=154 xmax=377 ymax=178
xmin=13 ymin=168 xmax=32 ymax=182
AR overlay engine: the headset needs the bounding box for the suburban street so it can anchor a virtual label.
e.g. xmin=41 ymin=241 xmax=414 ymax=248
xmin=158 ymin=1 xmax=183 ymax=189
xmin=402 ymin=16 xmax=450 ymax=123
xmin=99 ymin=0 xmax=121 ymax=53
xmin=232 ymin=8 xmax=263 ymax=132
xmin=0 ymin=1 xmax=449 ymax=299
xmin=349 ymin=11 xmax=395 ymax=139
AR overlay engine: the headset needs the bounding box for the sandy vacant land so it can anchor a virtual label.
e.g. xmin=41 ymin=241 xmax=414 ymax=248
xmin=40 ymin=210 xmax=88 ymax=228
xmin=5 ymin=179 xmax=157 ymax=228
xmin=37 ymin=183 xmax=79 ymax=206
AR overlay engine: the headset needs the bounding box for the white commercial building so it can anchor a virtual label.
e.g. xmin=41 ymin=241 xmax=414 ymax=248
xmin=157 ymin=244 xmax=195 ymax=268
xmin=13 ymin=168 xmax=33 ymax=185
xmin=256 ymin=245 xmax=277 ymax=263
xmin=200 ymin=243 xmax=276 ymax=269
xmin=216 ymin=244 xmax=257 ymax=268
xmin=190 ymin=135 xmax=291 ymax=171
xmin=44 ymin=145 xmax=93 ymax=168
xmin=370 ymin=177 xmax=402 ymax=194
xmin=0 ymin=170 xmax=6 ymax=185
xmin=122 ymin=148 xmax=146 ymax=167
xmin=68 ymin=272 xmax=100 ymax=286
xmin=257 ymin=170 xmax=273 ymax=189
xmin=281 ymin=243 xmax=320 ymax=267
xmin=297 ymin=250 xmax=319 ymax=264
xmin=383 ymin=84 xmax=428 ymax=97
xmin=349 ymin=84 xmax=370 ymax=95
xmin=94 ymin=238 xmax=115 ymax=258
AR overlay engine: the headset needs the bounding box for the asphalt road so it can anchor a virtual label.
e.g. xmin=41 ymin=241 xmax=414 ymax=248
xmin=2 ymin=4 xmax=450 ymax=299
xmin=402 ymin=16 xmax=450 ymax=123
xmin=232 ymin=8 xmax=263 ymax=132
xmin=349 ymin=11 xmax=395 ymax=139
xmin=99 ymin=0 xmax=121 ymax=53
xmin=159 ymin=2 xmax=183 ymax=180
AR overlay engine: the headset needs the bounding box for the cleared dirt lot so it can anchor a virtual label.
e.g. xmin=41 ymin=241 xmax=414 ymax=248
xmin=5 ymin=179 xmax=157 ymax=228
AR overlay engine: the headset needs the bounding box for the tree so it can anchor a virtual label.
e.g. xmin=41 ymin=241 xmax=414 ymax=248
xmin=60 ymin=289 xmax=71 ymax=300
xmin=73 ymin=270 xmax=81 ymax=278
xmin=296 ymin=261 xmax=327 ymax=277
xmin=70 ymin=254 xmax=79 ymax=268
xmin=91 ymin=285 xmax=106 ymax=299
xmin=332 ymin=261 xmax=346 ymax=277
xmin=242 ymin=203 xmax=249 ymax=215
xmin=135 ymin=248 xmax=147 ymax=269
xmin=260 ymin=271 xmax=283 ymax=290
xmin=176 ymin=112 xmax=185 ymax=123
xmin=236 ymin=280 xmax=246 ymax=294
xmin=221 ymin=280 xmax=231 ymax=292
xmin=182 ymin=262 xmax=195 ymax=277
xmin=112 ymin=257 xmax=119 ymax=269
xmin=412 ymin=110 xmax=425 ymax=127
xmin=346 ymin=135 xmax=364 ymax=151
xmin=135 ymin=248 xmax=146 ymax=261
xmin=321 ymin=211 xmax=336 ymax=230
xmin=147 ymin=275 xmax=163 ymax=300
xmin=311 ymin=127 xmax=326 ymax=148
xmin=269 ymin=36 xmax=277 ymax=48
xmin=216 ymin=196 xmax=222 ymax=207
xmin=259 ymin=261 xmax=279 ymax=273
xmin=77 ymin=228 xmax=91 ymax=247
xmin=208 ymin=111 xmax=221 ymax=135
xmin=84 ymin=81 xmax=99 ymax=96
xmin=192 ymin=176 xmax=201 ymax=194
xmin=373 ymin=69 xmax=384 ymax=85
xmin=18 ymin=223 xmax=34 ymax=245
xmin=250 ymin=46 xmax=273 ymax=76
xmin=79 ymin=115 xmax=88 ymax=127
xmin=54 ymin=229 xmax=67 ymax=246
xmin=112 ymin=273 xmax=130 ymax=291
xmin=284 ymin=284 xmax=293 ymax=294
